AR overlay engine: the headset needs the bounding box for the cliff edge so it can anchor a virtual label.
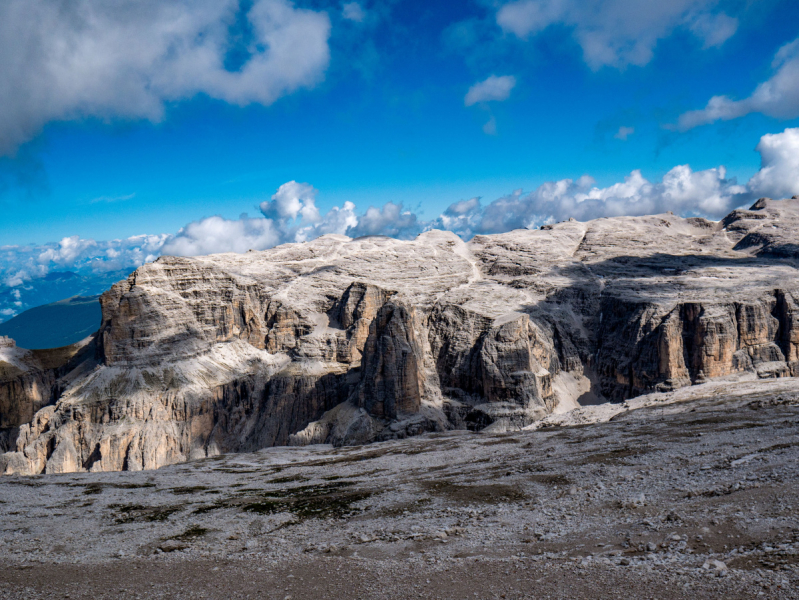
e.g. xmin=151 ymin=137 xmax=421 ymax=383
xmin=3 ymin=197 xmax=799 ymax=474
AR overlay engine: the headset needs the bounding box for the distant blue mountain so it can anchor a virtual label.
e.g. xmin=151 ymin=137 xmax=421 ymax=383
xmin=0 ymin=269 xmax=130 ymax=325
xmin=0 ymin=295 xmax=102 ymax=349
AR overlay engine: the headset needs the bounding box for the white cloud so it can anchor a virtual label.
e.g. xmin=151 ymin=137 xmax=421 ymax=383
xmin=434 ymin=166 xmax=745 ymax=237
xmin=483 ymin=116 xmax=498 ymax=135
xmin=435 ymin=197 xmax=484 ymax=238
xmin=37 ymin=236 xmax=98 ymax=267
xmin=465 ymin=75 xmax=517 ymax=106
xmin=689 ymin=12 xmax=738 ymax=49
xmin=89 ymin=193 xmax=136 ymax=204
xmin=0 ymin=0 xmax=331 ymax=155
xmin=679 ymin=38 xmax=799 ymax=129
xmin=162 ymin=215 xmax=281 ymax=256
xmin=747 ymin=128 xmax=799 ymax=199
xmin=295 ymin=201 xmax=359 ymax=242
xmin=342 ymin=2 xmax=366 ymax=23
xmin=496 ymin=0 xmax=738 ymax=70
xmin=433 ymin=128 xmax=799 ymax=237
xmin=348 ymin=202 xmax=421 ymax=238
xmin=0 ymin=233 xmax=170 ymax=287
xmin=614 ymin=126 xmax=634 ymax=140
xmin=259 ymin=181 xmax=321 ymax=222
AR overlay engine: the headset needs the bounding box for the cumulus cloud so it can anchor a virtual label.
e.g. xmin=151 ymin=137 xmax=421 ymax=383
xmin=465 ymin=75 xmax=517 ymax=106
xmin=432 ymin=128 xmax=799 ymax=237
xmin=0 ymin=0 xmax=331 ymax=155
xmin=432 ymin=166 xmax=745 ymax=238
xmin=496 ymin=0 xmax=738 ymax=69
xmin=747 ymin=128 xmax=799 ymax=199
xmin=435 ymin=197 xmax=484 ymax=238
xmin=0 ymin=233 xmax=169 ymax=288
xmin=342 ymin=2 xmax=366 ymax=23
xmin=162 ymin=216 xmax=281 ymax=256
xmin=679 ymin=37 xmax=799 ymax=129
xmin=259 ymin=181 xmax=321 ymax=222
xmin=348 ymin=202 xmax=422 ymax=238
xmin=165 ymin=181 xmax=361 ymax=254
xmin=295 ymin=201 xmax=359 ymax=242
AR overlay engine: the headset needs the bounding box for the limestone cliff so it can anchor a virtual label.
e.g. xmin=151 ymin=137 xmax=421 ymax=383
xmin=3 ymin=197 xmax=799 ymax=475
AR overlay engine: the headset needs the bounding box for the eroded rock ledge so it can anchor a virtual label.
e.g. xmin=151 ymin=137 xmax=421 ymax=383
xmin=3 ymin=197 xmax=799 ymax=474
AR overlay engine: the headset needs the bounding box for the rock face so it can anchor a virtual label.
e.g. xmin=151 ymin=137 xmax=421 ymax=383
xmin=3 ymin=197 xmax=799 ymax=475
xmin=0 ymin=339 xmax=95 ymax=453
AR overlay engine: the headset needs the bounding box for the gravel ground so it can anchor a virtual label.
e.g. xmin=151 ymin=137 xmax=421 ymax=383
xmin=1 ymin=382 xmax=798 ymax=599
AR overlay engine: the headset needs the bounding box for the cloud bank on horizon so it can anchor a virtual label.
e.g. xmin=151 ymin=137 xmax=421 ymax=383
xmin=2 ymin=127 xmax=798 ymax=305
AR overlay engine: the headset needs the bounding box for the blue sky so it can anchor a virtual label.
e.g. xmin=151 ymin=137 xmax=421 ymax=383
xmin=1 ymin=0 xmax=799 ymax=317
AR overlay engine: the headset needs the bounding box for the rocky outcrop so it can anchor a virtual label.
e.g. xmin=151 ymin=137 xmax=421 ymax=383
xmin=356 ymin=301 xmax=426 ymax=419
xmin=4 ymin=198 xmax=799 ymax=475
xmin=0 ymin=339 xmax=96 ymax=453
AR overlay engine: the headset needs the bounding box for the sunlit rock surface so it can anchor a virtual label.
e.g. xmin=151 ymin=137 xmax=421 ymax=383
xmin=3 ymin=197 xmax=799 ymax=475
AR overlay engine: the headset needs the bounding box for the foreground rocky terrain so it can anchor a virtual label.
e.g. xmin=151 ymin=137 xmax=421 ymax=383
xmin=3 ymin=197 xmax=799 ymax=475
xmin=1 ymin=378 xmax=797 ymax=598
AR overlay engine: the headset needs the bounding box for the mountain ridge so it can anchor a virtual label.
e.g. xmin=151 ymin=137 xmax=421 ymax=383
xmin=2 ymin=197 xmax=799 ymax=475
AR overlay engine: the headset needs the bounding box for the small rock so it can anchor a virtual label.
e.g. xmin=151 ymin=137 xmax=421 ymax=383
xmin=702 ymin=559 xmax=728 ymax=574
xmin=623 ymin=493 xmax=646 ymax=508
xmin=619 ymin=558 xmax=631 ymax=566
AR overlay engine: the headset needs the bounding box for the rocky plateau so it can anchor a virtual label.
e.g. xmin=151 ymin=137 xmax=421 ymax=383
xmin=2 ymin=197 xmax=799 ymax=476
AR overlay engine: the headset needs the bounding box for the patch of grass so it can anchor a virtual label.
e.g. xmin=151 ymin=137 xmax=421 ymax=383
xmin=243 ymin=491 xmax=371 ymax=519
xmin=83 ymin=483 xmax=104 ymax=495
xmin=267 ymin=474 xmax=308 ymax=484
xmin=168 ymin=525 xmax=210 ymax=541
xmin=192 ymin=503 xmax=224 ymax=515
xmin=421 ymin=480 xmax=527 ymax=504
xmin=528 ymin=473 xmax=571 ymax=486
xmin=169 ymin=486 xmax=210 ymax=495
xmin=481 ymin=437 xmax=521 ymax=446
xmin=5 ymin=479 xmax=44 ymax=487
xmin=213 ymin=468 xmax=261 ymax=474
xmin=294 ymin=447 xmax=393 ymax=467
xmin=109 ymin=503 xmax=183 ymax=524
xmin=192 ymin=482 xmax=371 ymax=521
xmin=74 ymin=482 xmax=156 ymax=495
xmin=115 ymin=483 xmax=157 ymax=489
xmin=577 ymin=446 xmax=652 ymax=465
